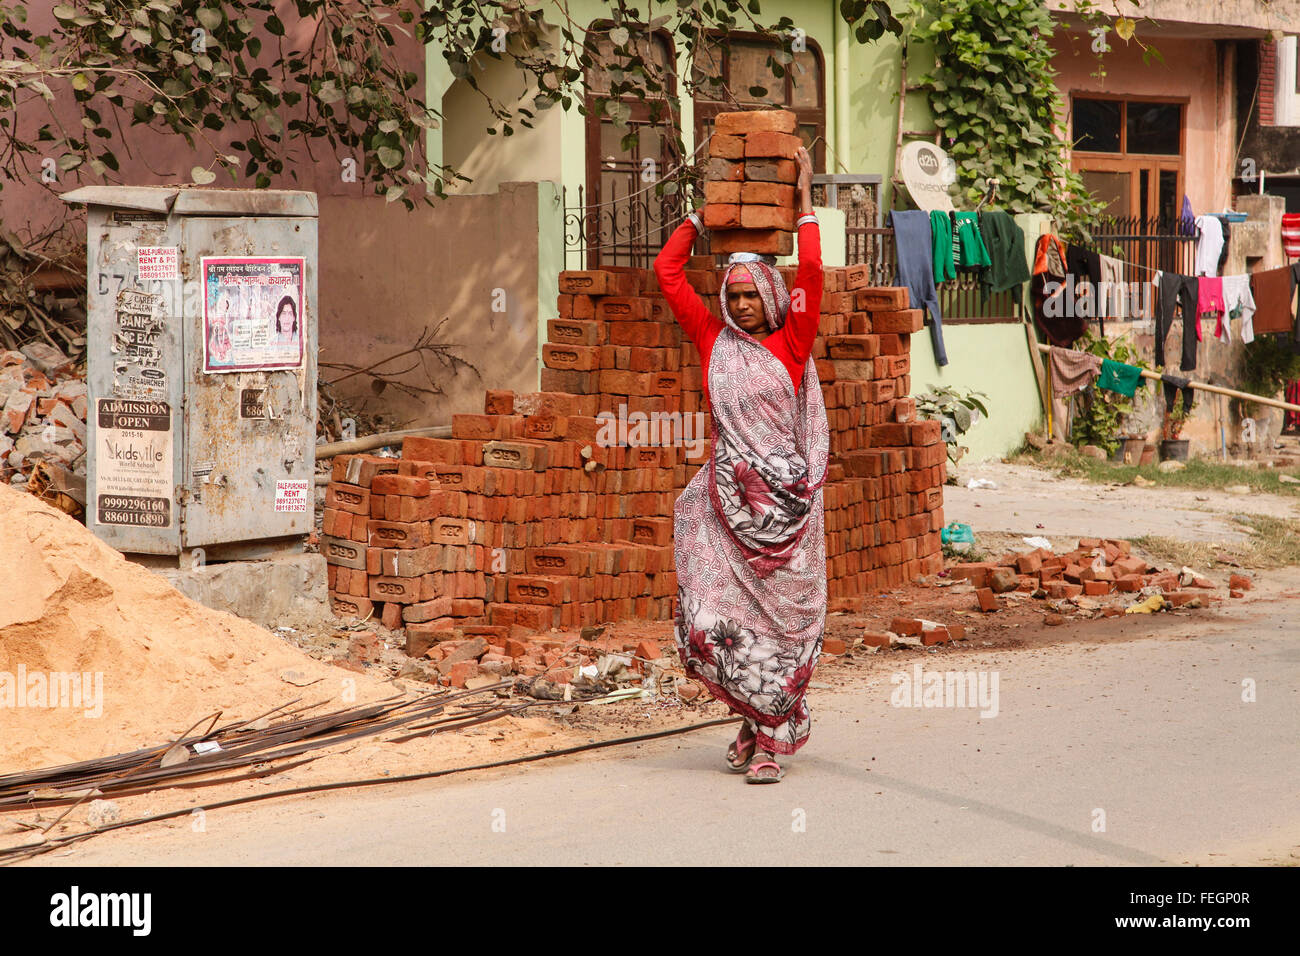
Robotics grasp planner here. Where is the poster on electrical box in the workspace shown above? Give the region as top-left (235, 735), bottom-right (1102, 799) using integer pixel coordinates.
top-left (201, 257), bottom-right (305, 373)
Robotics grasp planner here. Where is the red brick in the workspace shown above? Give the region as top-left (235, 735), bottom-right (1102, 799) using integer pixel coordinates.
top-left (714, 110), bottom-right (798, 135)
top-left (890, 617), bottom-right (924, 635)
top-left (368, 520), bottom-right (433, 549)
top-left (854, 287), bottom-right (909, 310)
top-left (743, 130), bottom-right (801, 159)
top-left (596, 297), bottom-right (653, 322)
top-left (329, 593), bottom-right (374, 619)
top-left (740, 205), bottom-right (796, 230)
top-left (542, 343), bottom-right (599, 372)
top-left (371, 474), bottom-right (432, 497)
top-left (827, 335), bottom-right (880, 360)
top-left (708, 229), bottom-right (793, 257)
top-left (547, 319), bottom-right (601, 347)
top-left (702, 203), bottom-right (742, 229)
top-left (401, 436), bottom-right (461, 464)
top-left (483, 389), bottom-right (514, 415)
top-left (740, 181), bottom-right (797, 207)
top-left (743, 158), bottom-right (798, 183)
top-left (976, 588), bottom-right (999, 612)
top-left (325, 483), bottom-right (370, 516)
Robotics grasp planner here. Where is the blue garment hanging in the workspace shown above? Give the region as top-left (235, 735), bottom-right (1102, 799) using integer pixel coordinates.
top-left (890, 209), bottom-right (948, 367)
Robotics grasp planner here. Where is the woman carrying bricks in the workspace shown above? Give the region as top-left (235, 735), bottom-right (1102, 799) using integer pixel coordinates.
top-left (653, 145), bottom-right (827, 784)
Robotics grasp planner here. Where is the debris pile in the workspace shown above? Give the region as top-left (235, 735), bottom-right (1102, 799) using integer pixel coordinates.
top-left (945, 537), bottom-right (1245, 617)
top-left (1, 344), bottom-right (87, 494)
top-left (321, 263), bottom-right (949, 666)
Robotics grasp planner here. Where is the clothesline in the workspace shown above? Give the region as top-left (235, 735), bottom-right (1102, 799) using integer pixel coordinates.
top-left (1034, 343), bottom-right (1300, 415)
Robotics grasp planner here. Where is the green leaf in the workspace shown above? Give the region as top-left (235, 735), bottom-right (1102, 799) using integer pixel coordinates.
top-left (52, 5), bottom-right (76, 21)
top-left (71, 73), bottom-right (89, 91)
top-left (191, 166), bottom-right (217, 184)
top-left (385, 184), bottom-right (406, 203)
top-left (129, 26), bottom-right (151, 43)
top-left (377, 146), bottom-right (402, 169)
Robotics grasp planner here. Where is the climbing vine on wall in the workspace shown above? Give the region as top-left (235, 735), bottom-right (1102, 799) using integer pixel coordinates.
top-left (904, 0), bottom-right (1106, 240)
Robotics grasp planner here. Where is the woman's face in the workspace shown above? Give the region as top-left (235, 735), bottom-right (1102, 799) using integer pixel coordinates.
top-left (727, 281), bottom-right (767, 336)
top-left (278, 303), bottom-right (294, 330)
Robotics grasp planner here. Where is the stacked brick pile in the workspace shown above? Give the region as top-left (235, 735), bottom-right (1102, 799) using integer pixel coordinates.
top-left (322, 264), bottom-right (947, 673)
top-left (949, 537), bottom-right (1235, 611)
top-left (702, 109), bottom-right (802, 256)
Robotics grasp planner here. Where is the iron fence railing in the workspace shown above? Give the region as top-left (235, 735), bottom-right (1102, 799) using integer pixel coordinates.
top-left (1081, 215), bottom-right (1200, 322)
top-left (562, 182), bottom-right (687, 271)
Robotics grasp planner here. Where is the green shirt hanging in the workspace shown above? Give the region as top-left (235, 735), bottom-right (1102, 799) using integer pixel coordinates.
top-left (1097, 358), bottom-right (1144, 397)
top-left (952, 212), bottom-right (991, 268)
top-left (930, 210), bottom-right (956, 283)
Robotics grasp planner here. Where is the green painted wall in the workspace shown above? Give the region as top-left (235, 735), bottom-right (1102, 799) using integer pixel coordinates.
top-left (909, 323), bottom-right (1043, 464)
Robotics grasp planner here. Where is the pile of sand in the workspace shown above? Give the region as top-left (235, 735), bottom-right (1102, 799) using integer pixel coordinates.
top-left (0, 484), bottom-right (390, 772)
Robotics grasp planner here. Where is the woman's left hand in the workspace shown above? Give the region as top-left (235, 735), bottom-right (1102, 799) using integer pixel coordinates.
top-left (795, 146), bottom-right (813, 214)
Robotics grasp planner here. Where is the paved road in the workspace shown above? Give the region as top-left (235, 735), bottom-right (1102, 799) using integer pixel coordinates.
top-left (34, 596), bottom-right (1300, 866)
top-left (947, 462), bottom-right (1300, 543)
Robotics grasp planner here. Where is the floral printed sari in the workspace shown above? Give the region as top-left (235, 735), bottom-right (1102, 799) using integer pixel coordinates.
top-left (672, 262), bottom-right (829, 755)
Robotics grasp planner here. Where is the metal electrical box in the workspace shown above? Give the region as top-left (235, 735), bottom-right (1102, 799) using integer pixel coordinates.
top-left (61, 186), bottom-right (319, 563)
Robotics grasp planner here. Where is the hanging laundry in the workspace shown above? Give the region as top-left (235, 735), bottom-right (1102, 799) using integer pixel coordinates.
top-left (1097, 358), bottom-right (1145, 397)
top-left (1098, 253), bottom-right (1125, 319)
top-left (1281, 213), bottom-right (1300, 260)
top-left (1178, 195), bottom-right (1196, 237)
top-left (1065, 243), bottom-right (1105, 336)
top-left (1156, 273), bottom-right (1200, 371)
top-left (1032, 234), bottom-right (1084, 346)
top-left (977, 210), bottom-right (1030, 300)
top-left (1194, 214), bottom-right (1224, 277)
top-left (930, 210), bottom-right (956, 284)
top-left (890, 209), bottom-right (948, 366)
top-left (1221, 275), bottom-right (1256, 344)
top-left (1198, 276), bottom-right (1227, 342)
top-left (1249, 265), bottom-right (1296, 335)
top-left (1049, 346), bottom-right (1102, 395)
top-left (952, 212), bottom-right (991, 268)
top-left (1161, 373), bottom-right (1195, 414)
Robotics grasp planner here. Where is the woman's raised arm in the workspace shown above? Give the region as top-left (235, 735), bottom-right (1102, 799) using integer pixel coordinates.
top-left (653, 212), bottom-right (722, 349)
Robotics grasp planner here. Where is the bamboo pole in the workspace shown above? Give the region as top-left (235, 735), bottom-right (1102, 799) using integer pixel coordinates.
top-left (315, 425), bottom-right (452, 460)
top-left (1033, 344), bottom-right (1300, 415)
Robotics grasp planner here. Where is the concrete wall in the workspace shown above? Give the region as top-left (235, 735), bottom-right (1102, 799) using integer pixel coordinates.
top-left (318, 181), bottom-right (546, 430)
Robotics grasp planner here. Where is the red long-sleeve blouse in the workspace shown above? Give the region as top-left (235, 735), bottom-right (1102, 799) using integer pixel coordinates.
top-left (653, 217), bottom-right (822, 395)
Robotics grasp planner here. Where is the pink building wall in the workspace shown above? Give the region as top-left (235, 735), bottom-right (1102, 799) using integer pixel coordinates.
top-left (1051, 33), bottom-right (1234, 216)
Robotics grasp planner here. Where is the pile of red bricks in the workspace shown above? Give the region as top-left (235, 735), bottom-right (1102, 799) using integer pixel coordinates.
top-left (702, 109), bottom-right (803, 255)
top-left (949, 537), bottom-right (1233, 611)
top-left (321, 261), bottom-right (947, 666)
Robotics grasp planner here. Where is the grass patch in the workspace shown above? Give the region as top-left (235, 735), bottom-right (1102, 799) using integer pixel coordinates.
top-left (1131, 515), bottom-right (1300, 570)
top-left (1012, 448), bottom-right (1300, 497)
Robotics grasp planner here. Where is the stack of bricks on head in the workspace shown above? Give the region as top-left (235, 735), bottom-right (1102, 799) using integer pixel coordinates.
top-left (701, 108), bottom-right (804, 255)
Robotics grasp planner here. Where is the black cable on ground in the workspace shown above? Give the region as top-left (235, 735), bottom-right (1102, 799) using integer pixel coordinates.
top-left (0, 715), bottom-right (740, 864)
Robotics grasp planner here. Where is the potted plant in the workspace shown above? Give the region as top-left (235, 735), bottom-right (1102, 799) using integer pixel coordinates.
top-left (1160, 392), bottom-right (1191, 461)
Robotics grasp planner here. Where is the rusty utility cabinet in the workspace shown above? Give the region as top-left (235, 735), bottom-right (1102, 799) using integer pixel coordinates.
top-left (61, 186), bottom-right (319, 564)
